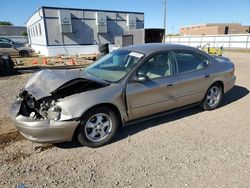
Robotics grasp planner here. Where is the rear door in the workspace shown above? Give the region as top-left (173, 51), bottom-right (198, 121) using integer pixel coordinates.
top-left (172, 50), bottom-right (212, 107)
top-left (125, 51), bottom-right (177, 120)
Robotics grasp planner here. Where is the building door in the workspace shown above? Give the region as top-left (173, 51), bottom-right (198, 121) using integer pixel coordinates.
top-left (122, 35), bottom-right (133, 47)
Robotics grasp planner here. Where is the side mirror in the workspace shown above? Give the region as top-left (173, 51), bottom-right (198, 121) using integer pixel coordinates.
top-left (133, 75), bottom-right (149, 82)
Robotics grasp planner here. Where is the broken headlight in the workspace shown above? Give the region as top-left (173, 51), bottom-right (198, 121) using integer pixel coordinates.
top-left (47, 106), bottom-right (61, 120)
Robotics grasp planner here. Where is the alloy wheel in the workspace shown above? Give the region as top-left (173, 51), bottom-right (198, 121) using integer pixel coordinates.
top-left (206, 86), bottom-right (221, 107)
top-left (85, 113), bottom-right (112, 142)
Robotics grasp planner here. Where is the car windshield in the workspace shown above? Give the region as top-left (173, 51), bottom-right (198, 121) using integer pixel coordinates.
top-left (85, 50), bottom-right (144, 82)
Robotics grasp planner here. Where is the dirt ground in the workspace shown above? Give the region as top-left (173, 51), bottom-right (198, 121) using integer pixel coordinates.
top-left (13, 55), bottom-right (95, 68)
top-left (0, 52), bottom-right (250, 187)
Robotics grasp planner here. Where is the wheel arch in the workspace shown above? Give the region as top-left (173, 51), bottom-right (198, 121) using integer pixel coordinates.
top-left (87, 103), bottom-right (124, 125)
top-left (72, 102), bottom-right (124, 141)
top-left (210, 80), bottom-right (224, 94)
top-left (202, 80), bottom-right (224, 102)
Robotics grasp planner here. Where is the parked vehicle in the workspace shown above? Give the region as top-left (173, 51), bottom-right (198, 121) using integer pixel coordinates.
top-left (0, 42), bottom-right (34, 57)
top-left (10, 43), bottom-right (236, 147)
top-left (0, 54), bottom-right (15, 75)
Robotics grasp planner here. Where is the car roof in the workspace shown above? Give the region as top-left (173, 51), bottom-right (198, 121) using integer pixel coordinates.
top-left (0, 42), bottom-right (12, 44)
top-left (121, 43), bottom-right (199, 55)
top-left (0, 37), bottom-right (11, 40)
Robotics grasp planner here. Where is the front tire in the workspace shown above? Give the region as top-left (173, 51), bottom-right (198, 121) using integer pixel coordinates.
top-left (77, 107), bottom-right (119, 148)
top-left (201, 83), bottom-right (223, 110)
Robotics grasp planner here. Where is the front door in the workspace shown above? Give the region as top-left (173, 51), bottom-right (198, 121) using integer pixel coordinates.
top-left (126, 51), bottom-right (177, 120)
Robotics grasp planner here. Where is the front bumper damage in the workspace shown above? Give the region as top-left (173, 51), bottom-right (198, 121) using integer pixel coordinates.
top-left (10, 100), bottom-right (80, 143)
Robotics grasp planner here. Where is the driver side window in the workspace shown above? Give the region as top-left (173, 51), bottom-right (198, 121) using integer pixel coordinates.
top-left (137, 52), bottom-right (173, 79)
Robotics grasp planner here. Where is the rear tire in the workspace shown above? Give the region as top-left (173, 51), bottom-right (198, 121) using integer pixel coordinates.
top-left (201, 83), bottom-right (223, 110)
top-left (76, 106), bottom-right (119, 148)
top-left (19, 51), bottom-right (29, 57)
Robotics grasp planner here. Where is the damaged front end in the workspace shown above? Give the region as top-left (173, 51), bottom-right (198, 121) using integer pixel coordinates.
top-left (10, 69), bottom-right (109, 143)
top-left (17, 89), bottom-right (61, 121)
top-left (18, 78), bottom-right (106, 121)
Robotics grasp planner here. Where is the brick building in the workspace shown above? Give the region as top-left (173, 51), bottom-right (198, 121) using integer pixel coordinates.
top-left (180, 23), bottom-right (250, 36)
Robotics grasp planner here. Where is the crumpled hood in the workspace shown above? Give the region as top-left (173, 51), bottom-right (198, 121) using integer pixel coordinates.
top-left (25, 69), bottom-right (107, 100)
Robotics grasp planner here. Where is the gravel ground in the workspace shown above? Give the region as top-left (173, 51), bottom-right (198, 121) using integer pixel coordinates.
top-left (0, 74), bottom-right (30, 118)
top-left (0, 52), bottom-right (250, 187)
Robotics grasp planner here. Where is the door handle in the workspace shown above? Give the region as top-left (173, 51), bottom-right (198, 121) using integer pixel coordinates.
top-left (204, 74), bottom-right (210, 78)
top-left (167, 83), bottom-right (174, 87)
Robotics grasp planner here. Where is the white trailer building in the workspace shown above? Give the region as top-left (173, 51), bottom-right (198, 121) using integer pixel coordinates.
top-left (26, 6), bottom-right (144, 56)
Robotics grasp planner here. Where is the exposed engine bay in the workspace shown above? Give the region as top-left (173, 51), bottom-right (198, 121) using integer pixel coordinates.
top-left (18, 78), bottom-right (107, 120)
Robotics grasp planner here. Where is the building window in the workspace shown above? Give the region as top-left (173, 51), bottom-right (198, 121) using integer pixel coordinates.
top-left (38, 23), bottom-right (42, 36)
top-left (35, 25), bottom-right (38, 37)
top-left (31, 27), bottom-right (34, 37)
top-left (28, 28), bottom-right (31, 37)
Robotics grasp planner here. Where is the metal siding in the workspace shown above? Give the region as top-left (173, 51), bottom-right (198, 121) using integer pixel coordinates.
top-left (106, 20), bottom-right (116, 43)
top-left (117, 13), bottom-right (127, 21)
top-left (44, 8), bottom-right (59, 17)
top-left (125, 29), bottom-right (145, 45)
top-left (28, 7), bottom-right (144, 46)
top-left (116, 21), bottom-right (126, 36)
top-left (82, 20), bottom-right (95, 44)
top-left (106, 12), bottom-right (116, 20)
top-left (83, 11), bottom-right (96, 19)
top-left (45, 19), bottom-right (63, 45)
top-left (26, 10), bottom-right (47, 45)
top-left (71, 10), bottom-right (84, 19)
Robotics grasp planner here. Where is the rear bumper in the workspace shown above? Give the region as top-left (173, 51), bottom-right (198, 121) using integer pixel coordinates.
top-left (224, 76), bottom-right (236, 93)
top-left (10, 100), bottom-right (80, 143)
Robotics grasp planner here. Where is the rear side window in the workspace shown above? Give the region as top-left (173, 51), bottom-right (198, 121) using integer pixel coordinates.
top-left (174, 51), bottom-right (210, 74)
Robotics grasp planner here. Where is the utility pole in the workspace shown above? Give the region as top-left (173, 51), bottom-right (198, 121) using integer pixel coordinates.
top-left (163, 0), bottom-right (167, 42)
